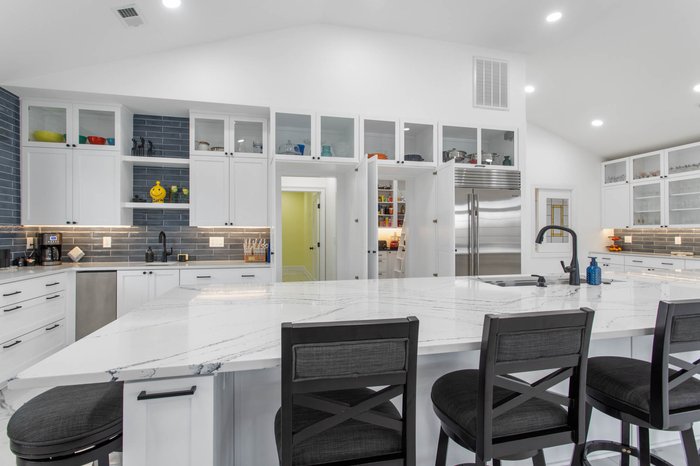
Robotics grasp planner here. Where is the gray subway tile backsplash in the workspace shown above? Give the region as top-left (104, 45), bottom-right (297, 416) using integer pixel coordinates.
top-left (613, 228), bottom-right (700, 255)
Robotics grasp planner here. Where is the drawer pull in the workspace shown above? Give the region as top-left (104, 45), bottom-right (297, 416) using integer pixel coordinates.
top-left (661, 262), bottom-right (673, 266)
top-left (241, 274), bottom-right (255, 278)
top-left (46, 295), bottom-right (61, 300)
top-left (137, 385), bottom-right (197, 401)
top-left (45, 324), bottom-right (60, 331)
top-left (601, 258), bottom-right (611, 261)
top-left (3, 340), bottom-right (21, 349)
top-left (3, 305), bottom-right (22, 313)
top-left (632, 260), bottom-right (643, 263)
top-left (2, 291), bottom-right (21, 297)
top-left (196, 275), bottom-right (212, 279)
top-left (45, 282), bottom-right (61, 287)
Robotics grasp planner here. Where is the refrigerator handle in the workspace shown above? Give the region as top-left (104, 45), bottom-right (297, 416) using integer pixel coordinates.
top-left (474, 193), bottom-right (480, 275)
top-left (466, 193), bottom-right (472, 276)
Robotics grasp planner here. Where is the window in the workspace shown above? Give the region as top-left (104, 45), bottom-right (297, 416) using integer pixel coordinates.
top-left (535, 188), bottom-right (573, 254)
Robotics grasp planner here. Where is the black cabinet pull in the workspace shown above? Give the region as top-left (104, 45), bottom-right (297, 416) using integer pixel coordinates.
top-left (196, 275), bottom-right (212, 279)
top-left (45, 324), bottom-right (60, 331)
top-left (241, 274), bottom-right (255, 278)
top-left (149, 271), bottom-right (153, 275)
top-left (137, 385), bottom-right (197, 401)
top-left (142, 271), bottom-right (147, 275)
top-left (45, 282), bottom-right (60, 287)
top-left (3, 291), bottom-right (21, 297)
top-left (3, 305), bottom-right (22, 313)
top-left (3, 340), bottom-right (21, 349)
top-left (46, 295), bottom-right (61, 300)
top-left (661, 262), bottom-right (673, 266)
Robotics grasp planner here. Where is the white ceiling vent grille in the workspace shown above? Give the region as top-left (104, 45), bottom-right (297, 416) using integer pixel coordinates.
top-left (113, 4), bottom-right (145, 28)
top-left (473, 57), bottom-right (509, 110)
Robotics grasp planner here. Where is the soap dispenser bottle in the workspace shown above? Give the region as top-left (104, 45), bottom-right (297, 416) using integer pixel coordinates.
top-left (145, 247), bottom-right (155, 263)
top-left (586, 257), bottom-right (601, 285)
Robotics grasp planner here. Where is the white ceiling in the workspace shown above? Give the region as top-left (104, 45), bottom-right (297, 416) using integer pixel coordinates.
top-left (2, 0), bottom-right (699, 157)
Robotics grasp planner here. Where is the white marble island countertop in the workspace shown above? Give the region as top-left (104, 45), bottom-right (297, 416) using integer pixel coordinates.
top-left (12, 271), bottom-right (700, 389)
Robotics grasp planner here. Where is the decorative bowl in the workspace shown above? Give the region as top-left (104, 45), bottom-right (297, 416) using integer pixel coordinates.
top-left (79, 135), bottom-right (87, 144)
top-left (106, 137), bottom-right (115, 146)
top-left (32, 130), bottom-right (65, 143)
top-left (87, 136), bottom-right (106, 145)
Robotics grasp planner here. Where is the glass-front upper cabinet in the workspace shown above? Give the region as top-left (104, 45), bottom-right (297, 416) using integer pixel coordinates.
top-left (603, 159), bottom-right (628, 185)
top-left (25, 102), bottom-right (71, 147)
top-left (191, 114), bottom-right (227, 155)
top-left (667, 175), bottom-right (700, 227)
top-left (481, 128), bottom-right (516, 168)
top-left (362, 118), bottom-right (398, 163)
top-left (440, 125), bottom-right (478, 165)
top-left (274, 111), bottom-right (312, 158)
top-left (667, 142), bottom-right (700, 177)
top-left (75, 105), bottom-right (117, 149)
top-left (631, 152), bottom-right (662, 181)
top-left (632, 181), bottom-right (664, 227)
top-left (231, 119), bottom-right (265, 156)
top-left (401, 120), bottom-right (436, 165)
top-left (318, 114), bottom-right (357, 161)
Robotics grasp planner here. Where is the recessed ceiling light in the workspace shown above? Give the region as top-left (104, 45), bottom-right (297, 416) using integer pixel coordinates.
top-left (591, 119), bottom-right (604, 127)
top-left (162, 0), bottom-right (181, 8)
top-left (546, 11), bottom-right (563, 23)
top-left (693, 83), bottom-right (700, 93)
top-left (524, 85), bottom-right (536, 94)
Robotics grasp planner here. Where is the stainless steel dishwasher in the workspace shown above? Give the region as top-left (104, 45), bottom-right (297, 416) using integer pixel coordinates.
top-left (76, 271), bottom-right (117, 340)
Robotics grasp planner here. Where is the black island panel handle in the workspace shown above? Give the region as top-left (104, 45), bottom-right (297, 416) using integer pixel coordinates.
top-left (46, 295), bottom-right (61, 300)
top-left (137, 385), bottom-right (197, 401)
top-left (3, 340), bottom-right (21, 349)
top-left (45, 282), bottom-right (61, 287)
top-left (2, 291), bottom-right (21, 297)
top-left (45, 324), bottom-right (60, 331)
top-left (3, 305), bottom-right (22, 313)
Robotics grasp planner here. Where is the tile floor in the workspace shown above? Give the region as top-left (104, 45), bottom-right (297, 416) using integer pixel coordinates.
top-left (0, 386), bottom-right (694, 465)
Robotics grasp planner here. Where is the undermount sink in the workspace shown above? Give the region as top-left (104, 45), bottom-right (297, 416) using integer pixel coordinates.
top-left (479, 275), bottom-right (615, 287)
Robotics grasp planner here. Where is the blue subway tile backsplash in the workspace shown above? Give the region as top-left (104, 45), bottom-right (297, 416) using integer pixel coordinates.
top-left (0, 88), bottom-right (20, 225)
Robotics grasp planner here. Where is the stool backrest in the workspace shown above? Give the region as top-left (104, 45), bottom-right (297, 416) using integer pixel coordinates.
top-left (279, 317), bottom-right (419, 466)
top-left (650, 299), bottom-right (700, 428)
top-left (476, 308), bottom-right (595, 460)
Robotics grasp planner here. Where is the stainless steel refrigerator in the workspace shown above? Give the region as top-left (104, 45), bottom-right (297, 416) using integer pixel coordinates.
top-left (455, 169), bottom-right (521, 276)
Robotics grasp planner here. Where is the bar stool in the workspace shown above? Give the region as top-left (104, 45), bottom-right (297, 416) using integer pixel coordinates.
top-left (275, 317), bottom-right (419, 466)
top-left (575, 299), bottom-right (700, 466)
top-left (7, 382), bottom-right (123, 466)
top-left (431, 308), bottom-right (595, 466)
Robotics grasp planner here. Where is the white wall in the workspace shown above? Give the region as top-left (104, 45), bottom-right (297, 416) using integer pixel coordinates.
top-left (522, 123), bottom-right (607, 275)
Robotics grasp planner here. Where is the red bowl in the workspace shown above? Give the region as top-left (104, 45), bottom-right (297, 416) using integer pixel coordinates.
top-left (87, 136), bottom-right (106, 145)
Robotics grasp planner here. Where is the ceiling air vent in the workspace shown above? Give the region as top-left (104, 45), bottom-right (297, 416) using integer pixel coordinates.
top-left (473, 57), bottom-right (509, 111)
top-left (113, 4), bottom-right (145, 28)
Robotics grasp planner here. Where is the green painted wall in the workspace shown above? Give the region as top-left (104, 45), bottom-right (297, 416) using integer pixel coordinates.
top-left (282, 192), bottom-right (315, 277)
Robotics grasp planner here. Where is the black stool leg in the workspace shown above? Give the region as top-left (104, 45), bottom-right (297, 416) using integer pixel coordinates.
top-left (493, 460), bottom-right (501, 466)
top-left (435, 427), bottom-right (449, 466)
top-left (681, 427), bottom-right (700, 466)
top-left (532, 450), bottom-right (546, 466)
top-left (621, 421), bottom-right (631, 466)
top-left (639, 426), bottom-right (651, 466)
top-left (571, 402), bottom-right (593, 466)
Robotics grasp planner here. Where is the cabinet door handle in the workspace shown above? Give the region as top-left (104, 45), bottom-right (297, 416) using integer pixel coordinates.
top-left (632, 260), bottom-right (643, 263)
top-left (196, 275), bottom-right (212, 279)
top-left (45, 282), bottom-right (61, 287)
top-left (3, 340), bottom-right (21, 349)
top-left (241, 274), bottom-right (255, 278)
top-left (2, 291), bottom-right (21, 297)
top-left (45, 324), bottom-right (60, 331)
top-left (137, 385), bottom-right (197, 401)
top-left (46, 294), bottom-right (61, 300)
top-left (661, 262), bottom-right (673, 266)
top-left (3, 305), bottom-right (22, 313)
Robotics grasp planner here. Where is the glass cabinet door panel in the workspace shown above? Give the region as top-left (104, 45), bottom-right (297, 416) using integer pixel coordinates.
top-left (364, 120), bottom-right (396, 161)
top-left (403, 122), bottom-right (434, 163)
top-left (233, 120), bottom-right (264, 154)
top-left (481, 129), bottom-right (515, 167)
top-left (604, 160), bottom-right (627, 184)
top-left (668, 177), bottom-right (700, 226)
top-left (632, 153), bottom-right (661, 180)
top-left (78, 109), bottom-right (116, 147)
top-left (193, 117), bottom-right (226, 152)
top-left (632, 183), bottom-right (662, 226)
top-left (668, 145), bottom-right (700, 176)
top-left (320, 116), bottom-right (355, 159)
top-left (442, 126), bottom-right (477, 164)
top-left (27, 105), bottom-right (68, 144)
top-left (275, 113), bottom-right (311, 156)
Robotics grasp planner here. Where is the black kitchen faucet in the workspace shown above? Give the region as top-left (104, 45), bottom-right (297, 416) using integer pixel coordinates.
top-left (535, 225), bottom-right (580, 286)
top-left (158, 231), bottom-right (173, 263)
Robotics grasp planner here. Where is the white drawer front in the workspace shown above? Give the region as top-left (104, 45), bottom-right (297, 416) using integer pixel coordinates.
top-left (684, 259), bottom-right (700, 270)
top-left (0, 273), bottom-right (66, 308)
top-left (0, 291), bottom-right (65, 345)
top-left (624, 256), bottom-right (684, 270)
top-left (179, 268), bottom-right (272, 286)
top-left (0, 319), bottom-right (65, 384)
top-left (595, 254), bottom-right (624, 266)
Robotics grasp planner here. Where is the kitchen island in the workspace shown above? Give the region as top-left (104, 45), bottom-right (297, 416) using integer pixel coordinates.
top-left (11, 271), bottom-right (700, 465)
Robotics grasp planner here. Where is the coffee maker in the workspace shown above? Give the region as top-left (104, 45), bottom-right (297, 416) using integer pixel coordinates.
top-left (37, 233), bottom-right (62, 266)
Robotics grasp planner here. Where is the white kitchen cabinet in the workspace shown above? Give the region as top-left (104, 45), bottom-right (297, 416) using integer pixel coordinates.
top-left (117, 269), bottom-right (180, 317)
top-left (272, 110), bottom-right (313, 158)
top-left (367, 158), bottom-right (379, 279)
top-left (23, 100), bottom-right (130, 152)
top-left (179, 267), bottom-right (273, 286)
top-left (602, 159), bottom-right (629, 185)
top-left (436, 161), bottom-right (456, 277)
top-left (666, 173), bottom-right (700, 227)
top-left (667, 141), bottom-right (700, 177)
top-left (189, 113), bottom-right (266, 157)
top-left (317, 113), bottom-right (358, 162)
top-left (684, 260), bottom-right (700, 270)
top-left (123, 374), bottom-right (234, 466)
top-left (624, 256), bottom-right (684, 271)
top-left (273, 110), bottom-right (358, 163)
top-left (601, 184), bottom-right (631, 228)
top-left (631, 180), bottom-right (665, 227)
top-left (401, 119), bottom-right (437, 166)
top-left (1, 320), bottom-right (65, 385)
top-left (22, 148), bottom-right (124, 226)
top-left (190, 155), bottom-right (268, 227)
top-left (362, 117), bottom-right (399, 165)
top-left (631, 151), bottom-right (664, 182)
top-left (378, 251), bottom-right (397, 278)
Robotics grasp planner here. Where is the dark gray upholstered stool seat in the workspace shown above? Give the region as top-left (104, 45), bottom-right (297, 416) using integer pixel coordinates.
top-left (587, 356), bottom-right (700, 414)
top-left (432, 369), bottom-right (569, 450)
top-left (274, 388), bottom-right (403, 466)
top-left (7, 382), bottom-right (123, 465)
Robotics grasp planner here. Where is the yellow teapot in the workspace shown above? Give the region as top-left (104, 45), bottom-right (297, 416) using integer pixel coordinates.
top-left (150, 181), bottom-right (166, 203)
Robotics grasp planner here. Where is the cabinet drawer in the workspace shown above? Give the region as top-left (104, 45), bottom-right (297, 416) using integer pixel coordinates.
top-left (0, 319), bottom-right (65, 384)
top-left (624, 256), bottom-right (684, 270)
top-left (684, 259), bottom-right (700, 270)
top-left (596, 254), bottom-right (624, 266)
top-left (179, 267), bottom-right (272, 286)
top-left (0, 291), bottom-right (65, 345)
top-left (0, 273), bottom-right (66, 308)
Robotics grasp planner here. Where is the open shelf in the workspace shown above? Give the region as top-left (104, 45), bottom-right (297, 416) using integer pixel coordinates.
top-left (122, 156), bottom-right (190, 168)
top-left (122, 202), bottom-right (190, 210)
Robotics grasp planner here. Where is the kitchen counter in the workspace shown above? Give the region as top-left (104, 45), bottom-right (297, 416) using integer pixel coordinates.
top-left (12, 269), bottom-right (700, 389)
top-left (591, 250), bottom-right (698, 260)
top-left (0, 260), bottom-right (270, 285)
